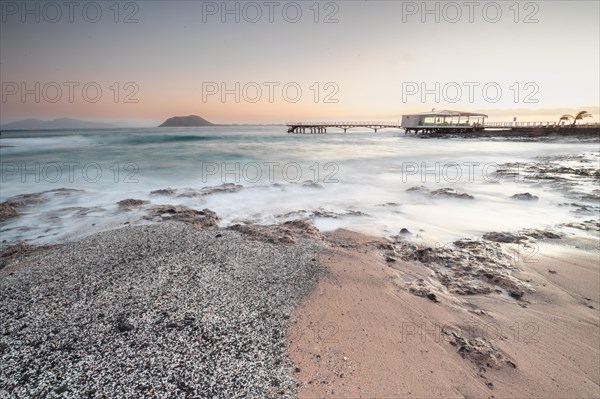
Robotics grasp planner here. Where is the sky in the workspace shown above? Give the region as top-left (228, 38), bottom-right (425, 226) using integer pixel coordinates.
top-left (1, 0), bottom-right (599, 125)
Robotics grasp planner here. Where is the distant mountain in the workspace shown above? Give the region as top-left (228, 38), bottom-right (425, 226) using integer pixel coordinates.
top-left (159, 115), bottom-right (214, 127)
top-left (1, 118), bottom-right (116, 130)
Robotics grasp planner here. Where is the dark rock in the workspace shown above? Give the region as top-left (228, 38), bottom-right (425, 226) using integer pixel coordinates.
top-left (520, 229), bottom-right (561, 240)
top-left (430, 188), bottom-right (474, 199)
top-left (117, 320), bottom-right (134, 333)
top-left (408, 282), bottom-right (438, 301)
top-left (482, 274), bottom-right (525, 296)
top-left (378, 202), bottom-right (400, 207)
top-left (0, 241), bottom-right (30, 269)
top-left (148, 206), bottom-right (219, 227)
top-left (548, 270), bottom-right (557, 274)
top-left (117, 199), bottom-right (149, 207)
top-left (302, 180), bottom-right (324, 189)
top-left (1, 241), bottom-right (29, 260)
top-left (561, 220), bottom-right (600, 231)
top-left (46, 188), bottom-right (84, 195)
top-left (55, 384), bottom-right (68, 394)
top-left (344, 210), bottom-right (369, 217)
top-left (150, 188), bottom-right (176, 196)
top-left (452, 239), bottom-right (481, 249)
top-left (200, 183), bottom-right (244, 195)
top-left (395, 236), bottom-right (527, 298)
top-left (426, 293), bottom-right (438, 303)
top-left (311, 210), bottom-right (338, 219)
top-left (385, 255), bottom-right (397, 263)
top-left (511, 192), bottom-right (539, 201)
top-left (406, 185), bottom-right (429, 193)
top-left (414, 247), bottom-right (435, 263)
top-left (508, 290), bottom-right (524, 300)
top-left (280, 220), bottom-right (322, 240)
top-left (4, 193), bottom-right (48, 208)
top-left (311, 209), bottom-right (368, 219)
top-left (446, 329), bottom-right (512, 370)
top-left (0, 202), bottom-right (20, 221)
top-left (3, 189), bottom-right (84, 215)
top-left (482, 232), bottom-right (522, 243)
top-left (399, 228), bottom-right (412, 235)
top-left (175, 191), bottom-right (204, 199)
top-left (294, 367), bottom-right (301, 373)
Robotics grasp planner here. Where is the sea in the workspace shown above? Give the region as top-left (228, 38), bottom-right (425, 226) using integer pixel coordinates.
top-left (1, 127), bottom-right (598, 246)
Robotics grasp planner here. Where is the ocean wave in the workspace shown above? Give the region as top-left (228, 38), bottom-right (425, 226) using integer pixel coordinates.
top-left (102, 134), bottom-right (223, 145)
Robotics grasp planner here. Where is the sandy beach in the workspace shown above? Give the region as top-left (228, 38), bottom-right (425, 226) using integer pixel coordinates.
top-left (1, 213), bottom-right (598, 398)
top-left (289, 230), bottom-right (599, 398)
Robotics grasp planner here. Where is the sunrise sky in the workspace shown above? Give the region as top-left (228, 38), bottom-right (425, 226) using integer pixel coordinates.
top-left (1, 0), bottom-right (599, 125)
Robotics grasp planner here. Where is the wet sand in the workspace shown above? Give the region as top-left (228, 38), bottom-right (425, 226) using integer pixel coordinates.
top-left (289, 230), bottom-right (600, 398)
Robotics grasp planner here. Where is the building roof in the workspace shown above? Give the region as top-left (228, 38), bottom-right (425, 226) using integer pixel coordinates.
top-left (405, 110), bottom-right (488, 118)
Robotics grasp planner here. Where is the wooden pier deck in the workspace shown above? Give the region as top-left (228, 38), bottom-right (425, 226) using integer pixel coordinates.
top-left (286, 121), bottom-right (401, 133)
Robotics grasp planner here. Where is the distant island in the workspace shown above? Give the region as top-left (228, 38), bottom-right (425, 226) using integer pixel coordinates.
top-left (159, 115), bottom-right (214, 127)
top-left (1, 118), bottom-right (116, 131)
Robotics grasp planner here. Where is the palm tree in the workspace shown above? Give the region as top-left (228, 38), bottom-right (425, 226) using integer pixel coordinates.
top-left (560, 111), bottom-right (593, 127)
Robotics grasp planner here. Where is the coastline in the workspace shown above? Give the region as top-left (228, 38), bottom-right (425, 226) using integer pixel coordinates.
top-left (1, 217), bottom-right (598, 398)
top-left (1, 133), bottom-right (599, 397)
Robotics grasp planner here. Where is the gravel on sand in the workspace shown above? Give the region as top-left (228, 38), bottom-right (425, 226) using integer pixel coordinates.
top-left (0, 223), bottom-right (322, 398)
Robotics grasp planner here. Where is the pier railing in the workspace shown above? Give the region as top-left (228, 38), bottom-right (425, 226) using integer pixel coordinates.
top-left (484, 121), bottom-right (600, 129)
top-left (286, 121), bottom-right (402, 133)
top-left (484, 121), bottom-right (557, 128)
top-left (286, 121), bottom-right (402, 127)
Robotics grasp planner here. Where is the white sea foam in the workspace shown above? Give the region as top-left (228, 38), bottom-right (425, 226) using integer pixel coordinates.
top-left (1, 127), bottom-right (597, 245)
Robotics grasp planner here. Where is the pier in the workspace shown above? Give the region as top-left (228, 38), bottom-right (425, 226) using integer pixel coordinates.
top-left (286, 110), bottom-right (600, 135)
top-left (286, 121), bottom-right (401, 134)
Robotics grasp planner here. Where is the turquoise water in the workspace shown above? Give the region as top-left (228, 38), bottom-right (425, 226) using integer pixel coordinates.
top-left (1, 127), bottom-right (598, 245)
